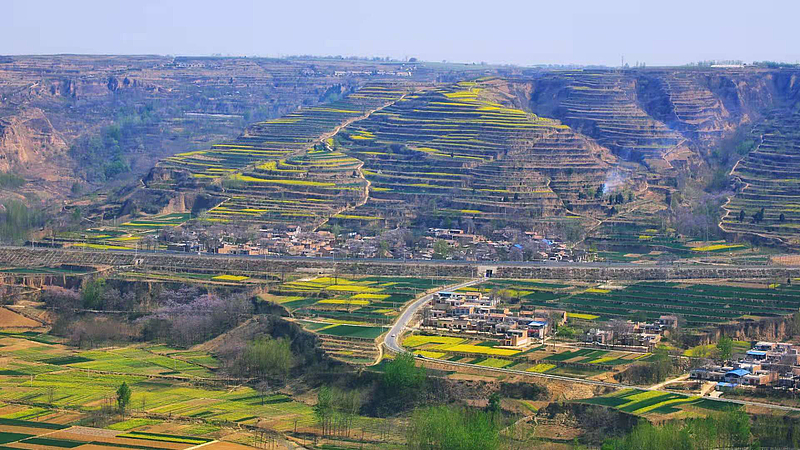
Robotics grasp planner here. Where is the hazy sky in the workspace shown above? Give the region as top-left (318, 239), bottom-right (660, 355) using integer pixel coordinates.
top-left (5, 0), bottom-right (800, 66)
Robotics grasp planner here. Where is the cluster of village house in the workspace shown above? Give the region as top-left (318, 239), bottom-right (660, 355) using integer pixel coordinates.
top-left (690, 342), bottom-right (800, 390)
top-left (583, 315), bottom-right (679, 351)
top-left (427, 228), bottom-right (587, 262)
top-left (421, 290), bottom-right (565, 347)
top-left (422, 288), bottom-right (684, 351)
top-left (164, 226), bottom-right (587, 262)
top-left (166, 228), bottom-right (337, 257)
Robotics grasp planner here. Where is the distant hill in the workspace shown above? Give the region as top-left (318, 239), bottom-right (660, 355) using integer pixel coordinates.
top-left (4, 57), bottom-right (800, 248)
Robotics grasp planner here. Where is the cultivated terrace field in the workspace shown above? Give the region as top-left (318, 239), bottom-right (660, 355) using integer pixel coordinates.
top-left (334, 78), bottom-right (617, 228)
top-left (263, 275), bottom-right (456, 364)
top-left (0, 330), bottom-right (407, 448)
top-left (454, 278), bottom-right (800, 330)
top-left (85, 76), bottom-right (635, 247)
top-left (402, 333), bottom-right (649, 380)
top-left (723, 110), bottom-right (800, 244)
top-left (580, 388), bottom-right (735, 419)
top-left (156, 83), bottom-right (411, 229)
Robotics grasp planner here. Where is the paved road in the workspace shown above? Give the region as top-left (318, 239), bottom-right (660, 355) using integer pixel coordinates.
top-left (384, 278), bottom-right (483, 354)
top-left (382, 283), bottom-right (800, 414)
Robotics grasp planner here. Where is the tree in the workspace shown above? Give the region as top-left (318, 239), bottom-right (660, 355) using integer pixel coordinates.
top-left (81, 278), bottom-right (106, 310)
top-left (383, 352), bottom-right (426, 392)
top-left (47, 387), bottom-right (56, 405)
top-left (780, 212), bottom-right (786, 222)
top-left (717, 408), bottom-right (750, 448)
top-left (717, 336), bottom-right (733, 361)
top-left (788, 311), bottom-right (800, 337)
top-left (432, 240), bottom-right (450, 259)
top-left (556, 326), bottom-right (576, 338)
top-left (256, 381), bottom-right (271, 405)
top-left (752, 207), bottom-right (765, 223)
top-left (331, 224), bottom-right (342, 240)
top-left (379, 240), bottom-right (390, 258)
top-left (239, 337), bottom-right (294, 381)
top-left (486, 392), bottom-right (501, 418)
top-left (738, 209), bottom-right (746, 222)
top-left (116, 382), bottom-right (131, 416)
top-left (314, 386), bottom-right (333, 436)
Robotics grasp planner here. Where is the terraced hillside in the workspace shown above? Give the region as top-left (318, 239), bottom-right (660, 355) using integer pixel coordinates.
top-left (0, 55), bottom-right (421, 201)
top-left (722, 110), bottom-right (800, 243)
top-left (148, 84), bottom-right (409, 227)
top-left (64, 66), bottom-right (800, 248)
top-left (636, 71), bottom-right (735, 146)
top-left (528, 70), bottom-right (685, 168)
top-left (331, 79), bottom-right (617, 228)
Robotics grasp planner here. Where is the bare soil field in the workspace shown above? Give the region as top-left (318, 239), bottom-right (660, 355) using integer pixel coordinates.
top-left (0, 308), bottom-right (42, 328)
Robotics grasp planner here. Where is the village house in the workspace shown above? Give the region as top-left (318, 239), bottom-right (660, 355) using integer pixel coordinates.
top-left (692, 342), bottom-right (798, 390)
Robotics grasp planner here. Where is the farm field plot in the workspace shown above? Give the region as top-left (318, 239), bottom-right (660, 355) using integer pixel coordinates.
top-left (469, 278), bottom-right (800, 329)
top-left (0, 363), bottom-right (317, 431)
top-left (118, 270), bottom-right (266, 286)
top-left (0, 309), bottom-right (42, 329)
top-left (527, 347), bottom-right (644, 366)
top-left (402, 331), bottom-right (646, 373)
top-left (0, 414), bottom-right (218, 450)
top-left (65, 347), bottom-right (214, 378)
top-left (264, 275), bottom-right (455, 364)
top-left (0, 332), bottom-right (214, 379)
top-left (556, 281), bottom-right (800, 327)
top-left (683, 340), bottom-right (750, 358)
top-left (580, 389), bottom-right (732, 417)
top-left (455, 278), bottom-right (577, 311)
top-left (54, 214), bottom-right (193, 250)
top-left (0, 266), bottom-right (94, 277)
top-left (402, 335), bottom-right (466, 348)
top-left (269, 275), bottom-right (454, 327)
top-left (584, 218), bottom-right (692, 258)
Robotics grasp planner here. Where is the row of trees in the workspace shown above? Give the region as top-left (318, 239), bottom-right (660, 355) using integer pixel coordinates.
top-left (0, 199), bottom-right (45, 243)
top-left (141, 292), bottom-right (252, 347)
top-left (602, 409), bottom-right (751, 449)
top-left (229, 337), bottom-right (294, 381)
top-left (44, 282), bottom-right (253, 348)
top-left (407, 406), bottom-right (501, 450)
top-left (314, 386), bottom-right (364, 438)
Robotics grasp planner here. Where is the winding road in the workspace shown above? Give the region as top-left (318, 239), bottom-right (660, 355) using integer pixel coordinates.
top-left (384, 278), bottom-right (483, 354)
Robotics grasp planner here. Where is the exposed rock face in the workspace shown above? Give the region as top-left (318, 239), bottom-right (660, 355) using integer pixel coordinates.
top-left (524, 68), bottom-right (800, 163)
top-left (0, 108), bottom-right (67, 173)
top-left (0, 55), bottom-right (426, 203)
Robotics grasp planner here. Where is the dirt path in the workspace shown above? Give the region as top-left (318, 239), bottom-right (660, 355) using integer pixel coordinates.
top-left (719, 132), bottom-right (762, 233)
top-left (700, 381), bottom-right (717, 397)
top-left (311, 95), bottom-right (405, 231)
top-left (648, 373), bottom-right (689, 390)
